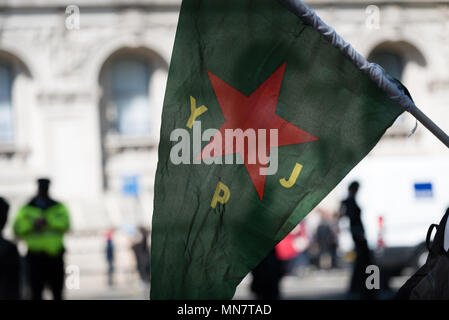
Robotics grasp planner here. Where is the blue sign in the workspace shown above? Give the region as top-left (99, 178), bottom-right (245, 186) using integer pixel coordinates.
top-left (122, 175), bottom-right (139, 197)
top-left (414, 182), bottom-right (433, 198)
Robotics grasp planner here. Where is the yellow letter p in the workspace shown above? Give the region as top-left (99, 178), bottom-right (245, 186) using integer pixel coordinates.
top-left (211, 182), bottom-right (231, 209)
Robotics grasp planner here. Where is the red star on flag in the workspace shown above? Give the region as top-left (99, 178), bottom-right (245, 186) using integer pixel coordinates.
top-left (200, 63), bottom-right (318, 200)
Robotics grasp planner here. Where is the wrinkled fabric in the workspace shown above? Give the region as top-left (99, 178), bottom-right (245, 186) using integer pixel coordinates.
top-left (151, 0), bottom-right (404, 300)
top-left (278, 0), bottom-right (415, 111)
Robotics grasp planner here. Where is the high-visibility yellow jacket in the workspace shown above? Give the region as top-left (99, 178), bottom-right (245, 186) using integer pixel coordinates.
top-left (13, 202), bottom-right (70, 256)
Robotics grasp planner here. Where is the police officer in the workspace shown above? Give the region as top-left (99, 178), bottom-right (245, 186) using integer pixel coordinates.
top-left (14, 178), bottom-right (70, 300)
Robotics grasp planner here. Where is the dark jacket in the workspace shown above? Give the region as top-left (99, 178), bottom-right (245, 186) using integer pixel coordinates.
top-left (0, 237), bottom-right (21, 300)
top-left (341, 197), bottom-right (366, 242)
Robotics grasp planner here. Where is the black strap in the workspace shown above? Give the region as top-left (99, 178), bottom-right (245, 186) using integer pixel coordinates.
top-left (435, 210), bottom-right (449, 247)
top-left (426, 224), bottom-right (439, 252)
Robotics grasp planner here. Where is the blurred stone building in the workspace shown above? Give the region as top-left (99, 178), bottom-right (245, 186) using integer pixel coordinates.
top-left (0, 0), bottom-right (448, 232)
top-left (0, 0), bottom-right (180, 231)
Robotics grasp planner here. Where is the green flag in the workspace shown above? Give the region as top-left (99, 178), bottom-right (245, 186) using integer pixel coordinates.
top-left (151, 0), bottom-right (404, 299)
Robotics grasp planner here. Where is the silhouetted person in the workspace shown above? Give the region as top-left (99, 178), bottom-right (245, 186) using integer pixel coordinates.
top-left (0, 197), bottom-right (21, 300)
top-left (250, 249), bottom-right (286, 300)
top-left (13, 179), bottom-right (70, 300)
top-left (340, 181), bottom-right (374, 299)
top-left (132, 227), bottom-right (151, 284)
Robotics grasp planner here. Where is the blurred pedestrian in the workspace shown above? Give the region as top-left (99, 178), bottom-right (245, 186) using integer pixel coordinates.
top-left (0, 197), bottom-right (21, 300)
top-left (105, 228), bottom-right (115, 287)
top-left (13, 178), bottom-right (70, 300)
top-left (315, 212), bottom-right (339, 269)
top-left (290, 222), bottom-right (311, 276)
top-left (340, 181), bottom-right (374, 299)
top-left (329, 212), bottom-right (340, 268)
top-left (132, 226), bottom-right (151, 284)
top-left (276, 222), bottom-right (310, 275)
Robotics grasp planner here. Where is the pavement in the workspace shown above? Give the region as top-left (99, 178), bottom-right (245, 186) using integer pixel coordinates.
top-left (64, 267), bottom-right (409, 300)
top-left (234, 268), bottom-right (409, 300)
top-left (15, 233), bottom-right (412, 300)
top-left (64, 268), bottom-right (151, 300)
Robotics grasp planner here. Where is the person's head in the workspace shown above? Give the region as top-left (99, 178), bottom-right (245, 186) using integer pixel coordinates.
top-left (138, 226), bottom-right (149, 236)
top-left (0, 197), bottom-right (10, 232)
top-left (37, 178), bottom-right (51, 198)
top-left (348, 181), bottom-right (360, 197)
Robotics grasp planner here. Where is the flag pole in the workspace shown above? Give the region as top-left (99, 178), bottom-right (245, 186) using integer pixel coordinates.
top-left (278, 0), bottom-right (449, 149)
top-left (408, 105), bottom-right (449, 149)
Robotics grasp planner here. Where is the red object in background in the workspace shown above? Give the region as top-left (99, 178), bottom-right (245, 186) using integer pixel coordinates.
top-left (105, 228), bottom-right (114, 241)
top-left (275, 222), bottom-right (309, 261)
top-left (377, 216), bottom-right (385, 249)
top-left (275, 234), bottom-right (297, 260)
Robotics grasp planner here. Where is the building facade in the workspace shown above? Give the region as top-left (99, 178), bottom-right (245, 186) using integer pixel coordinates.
top-left (0, 0), bottom-right (180, 231)
top-left (0, 0), bottom-right (448, 232)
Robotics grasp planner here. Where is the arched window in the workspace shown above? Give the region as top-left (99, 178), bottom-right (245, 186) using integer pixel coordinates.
top-left (368, 42), bottom-right (427, 138)
top-left (99, 48), bottom-right (168, 193)
top-left (106, 57), bottom-right (152, 136)
top-left (369, 51), bottom-right (405, 81)
top-left (0, 62), bottom-right (13, 142)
